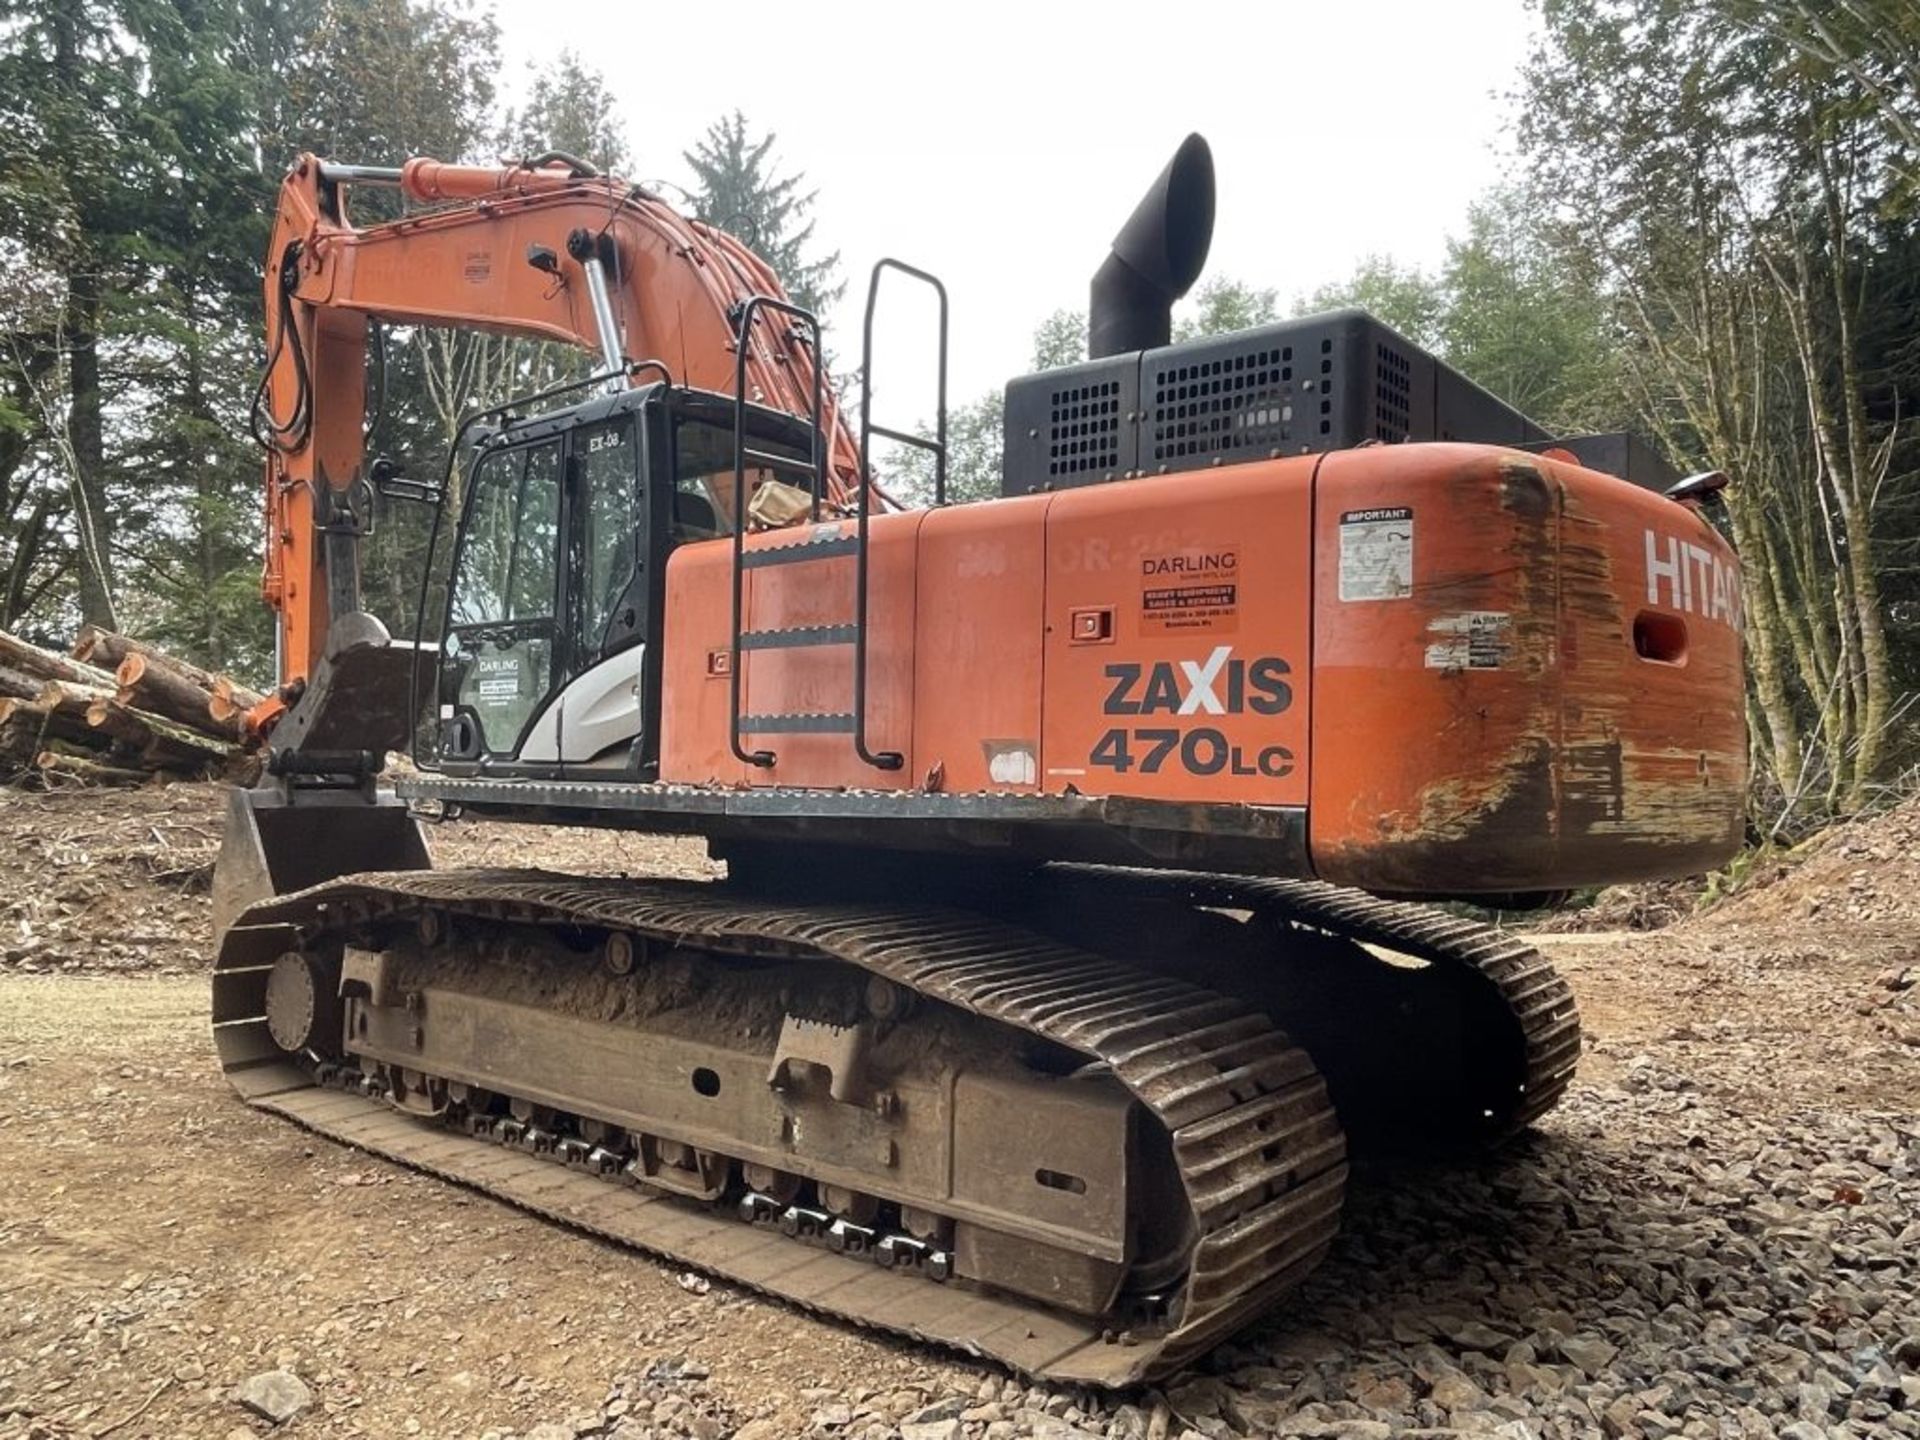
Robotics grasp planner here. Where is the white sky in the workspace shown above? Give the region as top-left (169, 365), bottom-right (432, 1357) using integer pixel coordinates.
top-left (490, 0), bottom-right (1536, 413)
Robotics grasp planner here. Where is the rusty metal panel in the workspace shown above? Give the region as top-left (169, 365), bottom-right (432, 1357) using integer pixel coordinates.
top-left (950, 1071), bottom-right (1134, 1263)
top-left (1308, 446), bottom-right (1744, 894)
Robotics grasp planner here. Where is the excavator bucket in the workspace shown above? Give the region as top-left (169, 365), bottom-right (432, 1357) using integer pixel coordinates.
top-left (212, 785), bottom-right (430, 941)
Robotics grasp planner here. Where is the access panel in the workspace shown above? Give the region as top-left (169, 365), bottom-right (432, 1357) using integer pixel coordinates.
top-left (1039, 460), bottom-right (1316, 805)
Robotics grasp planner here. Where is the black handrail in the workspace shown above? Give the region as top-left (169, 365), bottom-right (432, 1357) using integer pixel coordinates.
top-left (728, 295), bottom-right (825, 770)
top-left (854, 259), bottom-right (949, 772)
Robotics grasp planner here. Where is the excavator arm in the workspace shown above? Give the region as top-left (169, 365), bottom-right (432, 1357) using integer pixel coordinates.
top-left (253, 152), bottom-right (864, 700)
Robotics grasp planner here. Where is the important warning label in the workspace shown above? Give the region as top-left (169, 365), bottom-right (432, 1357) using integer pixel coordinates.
top-left (1338, 506), bottom-right (1414, 602)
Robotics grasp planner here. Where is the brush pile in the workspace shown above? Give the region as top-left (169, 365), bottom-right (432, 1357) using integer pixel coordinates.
top-left (0, 626), bottom-right (264, 787)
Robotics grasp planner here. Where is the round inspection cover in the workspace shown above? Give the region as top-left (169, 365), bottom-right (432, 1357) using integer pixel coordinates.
top-left (265, 951), bottom-right (319, 1052)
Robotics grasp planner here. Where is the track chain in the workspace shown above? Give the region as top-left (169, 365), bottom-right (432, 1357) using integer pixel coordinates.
top-left (214, 870), bottom-right (1348, 1386)
top-left (1049, 865), bottom-right (1583, 1141)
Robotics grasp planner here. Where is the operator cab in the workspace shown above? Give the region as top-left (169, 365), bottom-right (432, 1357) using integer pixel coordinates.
top-left (433, 383), bottom-right (816, 778)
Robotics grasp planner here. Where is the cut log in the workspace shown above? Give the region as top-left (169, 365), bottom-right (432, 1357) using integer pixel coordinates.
top-left (34, 751), bottom-right (154, 786)
top-left (6, 692), bottom-right (111, 751)
top-left (72, 627), bottom-right (266, 740)
top-left (37, 678), bottom-right (117, 722)
top-left (85, 698), bottom-right (236, 773)
top-left (0, 664), bottom-right (44, 701)
top-left (115, 652), bottom-right (240, 741)
top-left (208, 674), bottom-right (269, 726)
top-left (0, 629), bottom-right (118, 690)
top-left (80, 627), bottom-right (228, 692)
top-left (69, 623), bottom-right (124, 668)
top-left (7, 628), bottom-right (260, 786)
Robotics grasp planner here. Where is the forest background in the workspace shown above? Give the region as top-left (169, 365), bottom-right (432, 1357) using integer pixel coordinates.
top-left (1, 0), bottom-right (1915, 833)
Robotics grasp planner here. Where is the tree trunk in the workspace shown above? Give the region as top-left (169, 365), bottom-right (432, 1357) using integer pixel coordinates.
top-left (1, 490), bottom-right (60, 630)
top-left (1816, 135), bottom-right (1894, 804)
top-left (115, 652), bottom-right (241, 740)
top-left (35, 751), bottom-right (153, 787)
top-left (0, 630), bottom-right (119, 689)
top-left (64, 274), bottom-right (116, 629)
top-left (50, 5), bottom-right (116, 630)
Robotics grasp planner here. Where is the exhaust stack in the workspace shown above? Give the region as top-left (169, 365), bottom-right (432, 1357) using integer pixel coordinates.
top-left (1088, 134), bottom-right (1216, 359)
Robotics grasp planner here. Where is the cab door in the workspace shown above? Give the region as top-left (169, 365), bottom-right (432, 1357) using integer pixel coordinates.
top-left (553, 412), bottom-right (650, 767)
top-left (440, 437), bottom-right (563, 762)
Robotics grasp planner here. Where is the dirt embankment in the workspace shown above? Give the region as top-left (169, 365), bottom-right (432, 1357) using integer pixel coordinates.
top-left (0, 782), bottom-right (715, 978)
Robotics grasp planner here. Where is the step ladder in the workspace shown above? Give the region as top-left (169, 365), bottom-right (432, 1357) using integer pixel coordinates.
top-left (725, 262), bottom-right (949, 773)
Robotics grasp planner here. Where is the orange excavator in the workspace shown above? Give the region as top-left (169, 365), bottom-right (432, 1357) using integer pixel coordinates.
top-left (212, 137), bottom-right (1746, 1385)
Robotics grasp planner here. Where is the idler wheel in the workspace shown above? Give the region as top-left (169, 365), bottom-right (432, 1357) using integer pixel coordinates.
top-left (265, 951), bottom-right (343, 1054)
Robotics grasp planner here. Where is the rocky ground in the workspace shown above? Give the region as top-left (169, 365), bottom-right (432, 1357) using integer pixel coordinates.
top-left (0, 782), bottom-right (1916, 1440)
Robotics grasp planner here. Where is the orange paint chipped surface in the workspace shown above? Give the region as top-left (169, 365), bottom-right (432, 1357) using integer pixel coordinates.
top-left (661, 444), bottom-right (1745, 896)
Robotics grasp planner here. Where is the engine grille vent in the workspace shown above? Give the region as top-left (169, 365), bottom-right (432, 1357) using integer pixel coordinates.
top-left (1048, 381), bottom-right (1123, 478)
top-left (1148, 347), bottom-right (1294, 465)
top-left (1375, 342), bottom-right (1412, 441)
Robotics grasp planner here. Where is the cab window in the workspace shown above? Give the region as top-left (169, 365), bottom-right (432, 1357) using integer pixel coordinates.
top-left (452, 441), bottom-right (560, 626)
top-left (575, 419), bottom-right (640, 653)
top-left (447, 439), bottom-right (561, 751)
top-left (671, 416), bottom-right (816, 539)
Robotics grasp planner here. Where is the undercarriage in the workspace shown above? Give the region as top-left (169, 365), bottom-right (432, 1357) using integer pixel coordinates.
top-left (212, 857), bottom-right (1577, 1387)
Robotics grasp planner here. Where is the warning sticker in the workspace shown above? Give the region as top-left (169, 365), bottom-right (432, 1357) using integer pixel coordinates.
top-left (1338, 506), bottom-right (1414, 602)
top-left (1424, 611), bottom-right (1512, 671)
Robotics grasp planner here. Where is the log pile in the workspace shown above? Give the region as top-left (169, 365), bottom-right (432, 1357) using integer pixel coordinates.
top-left (0, 626), bottom-right (265, 788)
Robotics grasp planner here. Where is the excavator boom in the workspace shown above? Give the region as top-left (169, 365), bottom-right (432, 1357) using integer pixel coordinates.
top-left (253, 152), bottom-right (863, 695)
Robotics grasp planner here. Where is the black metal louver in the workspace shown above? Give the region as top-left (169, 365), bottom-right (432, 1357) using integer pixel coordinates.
top-left (1148, 347), bottom-right (1294, 464)
top-left (1048, 380), bottom-right (1123, 478)
top-left (1375, 342), bottom-right (1413, 441)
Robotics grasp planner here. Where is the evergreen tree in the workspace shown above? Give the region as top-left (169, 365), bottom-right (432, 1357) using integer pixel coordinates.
top-left (0, 0), bottom-right (164, 628)
top-left (265, 0), bottom-right (498, 171)
top-left (501, 50), bottom-right (629, 174)
top-left (0, 0), bottom-right (506, 670)
top-left (113, 1), bottom-right (275, 670)
top-left (684, 111), bottom-right (843, 316)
